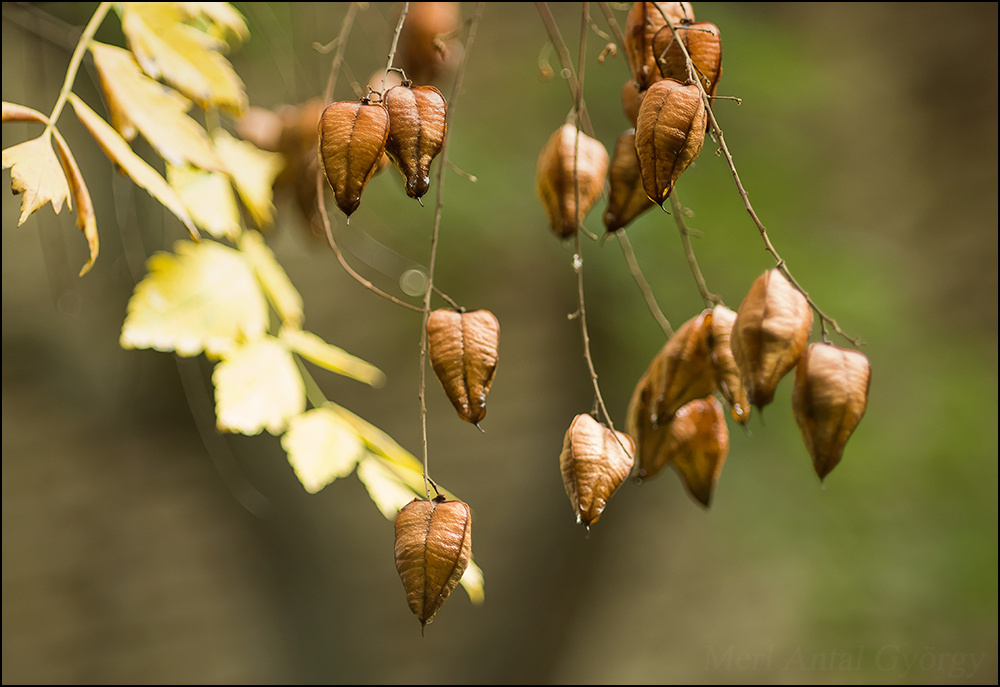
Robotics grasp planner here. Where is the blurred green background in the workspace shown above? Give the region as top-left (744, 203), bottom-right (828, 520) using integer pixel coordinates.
top-left (3, 2), bottom-right (996, 684)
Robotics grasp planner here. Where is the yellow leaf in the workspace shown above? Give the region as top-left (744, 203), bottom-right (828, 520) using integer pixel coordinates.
top-left (280, 327), bottom-right (385, 387)
top-left (460, 559), bottom-right (486, 605)
top-left (3, 101), bottom-right (49, 124)
top-left (238, 230), bottom-right (302, 326)
top-left (282, 407), bottom-right (366, 493)
top-left (69, 93), bottom-right (198, 240)
top-left (356, 454), bottom-right (423, 519)
top-left (52, 129), bottom-right (99, 276)
top-left (167, 163), bottom-right (240, 240)
top-left (179, 2), bottom-right (249, 44)
top-left (121, 239), bottom-right (267, 357)
top-left (120, 2), bottom-right (248, 114)
top-left (2, 132), bottom-right (71, 225)
top-left (90, 42), bottom-right (220, 171)
top-left (327, 402), bottom-right (425, 476)
top-left (214, 129), bottom-right (283, 228)
top-left (213, 336), bottom-right (305, 435)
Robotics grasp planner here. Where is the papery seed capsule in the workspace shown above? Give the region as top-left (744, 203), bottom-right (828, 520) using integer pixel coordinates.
top-left (652, 21), bottom-right (723, 101)
top-left (398, 2), bottom-right (461, 84)
top-left (560, 413), bottom-right (635, 528)
top-left (621, 79), bottom-right (643, 127)
top-left (535, 123), bottom-right (610, 238)
top-left (709, 304), bottom-right (751, 424)
top-left (792, 343), bottom-right (871, 481)
top-left (667, 396), bottom-right (729, 506)
top-left (604, 129), bottom-right (655, 232)
top-left (640, 309), bottom-right (718, 426)
top-left (624, 2), bottom-right (695, 90)
top-left (427, 309), bottom-right (500, 426)
top-left (383, 84), bottom-right (447, 201)
top-left (635, 78), bottom-right (706, 206)
top-left (394, 495), bottom-right (472, 630)
top-left (319, 100), bottom-right (390, 218)
top-left (730, 269), bottom-right (813, 409)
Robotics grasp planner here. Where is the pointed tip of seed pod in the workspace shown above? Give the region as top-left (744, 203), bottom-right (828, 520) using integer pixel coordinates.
top-left (416, 196), bottom-right (424, 207)
top-left (474, 421), bottom-right (485, 433)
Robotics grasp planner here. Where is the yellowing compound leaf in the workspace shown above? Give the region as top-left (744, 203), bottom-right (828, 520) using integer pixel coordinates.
top-left (213, 336), bottom-right (305, 435)
top-left (281, 407), bottom-right (366, 493)
top-left (69, 93), bottom-right (197, 239)
top-left (238, 230), bottom-right (302, 326)
top-left (214, 129), bottom-right (283, 228)
top-left (280, 327), bottom-right (385, 387)
top-left (180, 2), bottom-right (249, 44)
top-left (167, 163), bottom-right (240, 240)
top-left (51, 129), bottom-right (99, 276)
top-left (120, 2), bottom-right (248, 114)
top-left (2, 132), bottom-right (71, 225)
top-left (90, 42), bottom-right (220, 171)
top-left (120, 239), bottom-right (267, 357)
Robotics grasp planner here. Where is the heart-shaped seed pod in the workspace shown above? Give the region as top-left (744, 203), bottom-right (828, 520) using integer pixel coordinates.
top-left (621, 79), bottom-right (643, 127)
top-left (560, 413), bottom-right (635, 528)
top-left (604, 129), bottom-right (655, 232)
top-left (624, 2), bottom-right (695, 91)
top-left (383, 84), bottom-right (447, 201)
top-left (394, 495), bottom-right (472, 630)
top-left (709, 304), bottom-right (751, 424)
top-left (667, 396), bottom-right (729, 507)
top-left (635, 78), bottom-right (706, 206)
top-left (427, 309), bottom-right (500, 426)
top-left (637, 308), bottom-right (718, 427)
top-left (535, 123), bottom-right (609, 238)
top-left (319, 99), bottom-right (390, 218)
top-left (652, 21), bottom-right (723, 102)
top-left (793, 343), bottom-right (871, 481)
top-left (731, 269), bottom-right (813, 410)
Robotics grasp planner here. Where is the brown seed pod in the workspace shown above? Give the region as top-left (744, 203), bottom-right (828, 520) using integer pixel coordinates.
top-left (634, 78), bottom-right (706, 206)
top-left (793, 343), bottom-right (871, 481)
top-left (709, 304), bottom-right (751, 424)
top-left (667, 396), bottom-right (729, 506)
top-left (624, 2), bottom-right (696, 90)
top-left (730, 269), bottom-right (813, 409)
top-left (427, 309), bottom-right (500, 426)
top-left (604, 128), bottom-right (655, 232)
top-left (636, 309), bottom-right (718, 427)
top-left (652, 21), bottom-right (723, 101)
top-left (318, 99), bottom-right (390, 218)
top-left (398, 2), bottom-right (461, 85)
top-left (394, 495), bottom-right (472, 630)
top-left (535, 123), bottom-right (610, 238)
top-left (383, 84), bottom-right (447, 201)
top-left (560, 413), bottom-right (635, 527)
top-left (621, 79), bottom-right (643, 127)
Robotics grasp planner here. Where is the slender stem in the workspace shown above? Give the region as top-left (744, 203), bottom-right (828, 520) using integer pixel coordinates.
top-left (534, 2), bottom-right (594, 137)
top-left (43, 1), bottom-right (112, 136)
top-left (671, 194), bottom-right (721, 307)
top-left (616, 229), bottom-right (673, 338)
top-left (381, 2), bottom-right (409, 95)
top-left (417, 1), bottom-right (485, 498)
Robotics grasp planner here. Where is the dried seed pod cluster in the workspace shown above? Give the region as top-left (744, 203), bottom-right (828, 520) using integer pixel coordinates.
top-left (560, 413), bottom-right (635, 527)
top-left (793, 343), bottom-right (871, 480)
top-left (536, 123), bottom-right (610, 238)
top-left (730, 269), bottom-right (813, 410)
top-left (652, 21), bottom-right (723, 101)
top-left (319, 84), bottom-right (448, 218)
top-left (427, 308), bottom-right (500, 426)
top-left (625, 308), bottom-right (746, 505)
top-left (623, 2), bottom-right (695, 91)
top-left (394, 495), bottom-right (472, 630)
top-left (635, 78), bottom-right (707, 206)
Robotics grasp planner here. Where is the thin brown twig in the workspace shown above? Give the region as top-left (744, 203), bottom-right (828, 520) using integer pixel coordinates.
top-left (651, 5), bottom-right (862, 348)
top-left (417, 1), bottom-right (486, 496)
top-left (671, 194), bottom-right (721, 307)
top-left (615, 229), bottom-right (674, 338)
top-left (535, 2), bottom-right (595, 138)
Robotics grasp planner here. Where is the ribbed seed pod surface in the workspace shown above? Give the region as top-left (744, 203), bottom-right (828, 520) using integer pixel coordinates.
top-left (560, 413), bottom-right (635, 528)
top-left (319, 100), bottom-right (390, 218)
top-left (731, 269), bottom-right (813, 409)
top-left (653, 21), bottom-right (723, 100)
top-left (427, 309), bottom-right (500, 426)
top-left (394, 495), bottom-right (472, 630)
top-left (535, 123), bottom-right (609, 238)
top-left (604, 128), bottom-right (655, 232)
top-left (624, 2), bottom-right (695, 90)
top-left (709, 304), bottom-right (751, 424)
top-left (383, 84), bottom-right (447, 200)
top-left (667, 396), bottom-right (729, 507)
top-left (635, 78), bottom-right (706, 206)
top-left (793, 343), bottom-right (871, 481)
